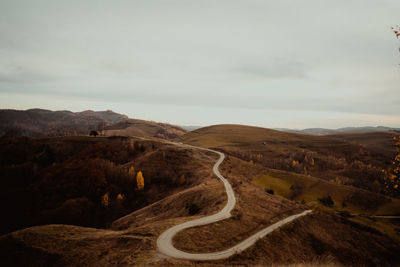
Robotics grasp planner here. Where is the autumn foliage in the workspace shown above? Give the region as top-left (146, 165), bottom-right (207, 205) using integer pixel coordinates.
top-left (136, 171), bottom-right (144, 190)
top-left (101, 192), bottom-right (110, 208)
top-left (0, 136), bottom-right (162, 234)
top-left (179, 174), bottom-right (185, 185)
top-left (383, 136), bottom-right (400, 196)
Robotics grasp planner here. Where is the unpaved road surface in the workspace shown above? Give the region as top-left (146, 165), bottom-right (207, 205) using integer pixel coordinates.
top-left (157, 144), bottom-right (312, 260)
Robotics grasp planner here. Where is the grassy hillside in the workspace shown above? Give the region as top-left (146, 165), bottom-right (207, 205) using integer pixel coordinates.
top-left (327, 131), bottom-right (397, 159)
top-left (253, 169), bottom-right (400, 216)
top-left (0, 109), bottom-right (128, 137)
top-left (0, 136), bottom-right (214, 235)
top-left (181, 124), bottom-right (398, 196)
top-left (0, 109), bottom-right (186, 140)
top-left (171, 154), bottom-right (400, 266)
top-left (217, 154), bottom-right (400, 244)
top-left (103, 119), bottom-right (186, 139)
top-left (1, 125), bottom-right (399, 266)
top-left (1, 134), bottom-right (400, 266)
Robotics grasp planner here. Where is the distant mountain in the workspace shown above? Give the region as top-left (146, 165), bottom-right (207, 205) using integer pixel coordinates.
top-left (180, 125), bottom-right (203, 131)
top-left (335, 126), bottom-right (400, 133)
top-left (277, 126), bottom-right (400, 136)
top-left (0, 109), bottom-right (186, 139)
top-left (0, 109), bottom-right (128, 137)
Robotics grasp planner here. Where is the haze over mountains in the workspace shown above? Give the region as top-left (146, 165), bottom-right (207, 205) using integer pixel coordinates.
top-left (2, 108), bottom-right (398, 139)
top-left (278, 126), bottom-right (400, 136)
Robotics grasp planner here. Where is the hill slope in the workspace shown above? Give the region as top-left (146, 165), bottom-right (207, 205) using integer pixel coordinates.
top-left (0, 109), bottom-right (128, 137)
top-left (180, 124), bottom-right (397, 195)
top-left (103, 119), bottom-right (186, 139)
top-left (279, 126), bottom-right (400, 136)
top-left (0, 109), bottom-right (186, 140)
top-left (0, 136), bottom-right (212, 235)
top-left (1, 139), bottom-right (399, 266)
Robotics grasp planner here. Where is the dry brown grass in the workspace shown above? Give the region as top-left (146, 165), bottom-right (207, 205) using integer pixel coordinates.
top-left (173, 162), bottom-right (303, 253)
top-left (104, 118), bottom-right (186, 139)
top-left (181, 124), bottom-right (397, 196)
top-left (1, 134), bottom-right (400, 266)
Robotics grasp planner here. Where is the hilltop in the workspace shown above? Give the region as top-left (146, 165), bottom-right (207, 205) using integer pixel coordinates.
top-left (103, 119), bottom-right (186, 140)
top-left (0, 109), bottom-right (186, 140)
top-left (180, 124), bottom-right (397, 196)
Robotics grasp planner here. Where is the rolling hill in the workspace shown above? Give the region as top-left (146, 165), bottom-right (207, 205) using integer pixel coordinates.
top-left (180, 124), bottom-right (397, 196)
top-left (1, 134), bottom-right (399, 266)
top-left (103, 119), bottom-right (186, 139)
top-left (0, 135), bottom-right (216, 235)
top-left (0, 109), bottom-right (128, 137)
top-left (278, 126), bottom-right (400, 136)
top-left (0, 109), bottom-right (186, 140)
top-left (1, 124), bottom-right (399, 266)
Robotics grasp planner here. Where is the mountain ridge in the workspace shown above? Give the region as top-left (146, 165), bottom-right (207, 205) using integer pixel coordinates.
top-left (0, 108), bottom-right (186, 139)
top-left (276, 126), bottom-right (400, 135)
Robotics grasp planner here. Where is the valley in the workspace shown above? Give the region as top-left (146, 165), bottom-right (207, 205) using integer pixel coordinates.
top-left (0, 122), bottom-right (399, 266)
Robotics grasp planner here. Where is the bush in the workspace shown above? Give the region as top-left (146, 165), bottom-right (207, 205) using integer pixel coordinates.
top-left (89, 130), bottom-right (98, 137)
top-left (290, 183), bottom-right (304, 199)
top-left (187, 202), bottom-right (199, 215)
top-left (318, 194), bottom-right (334, 207)
top-left (265, 188), bottom-right (274, 195)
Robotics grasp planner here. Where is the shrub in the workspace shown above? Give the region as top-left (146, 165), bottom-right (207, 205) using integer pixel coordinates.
top-left (318, 194), bottom-right (334, 207)
top-left (89, 130), bottom-right (98, 137)
top-left (265, 188), bottom-right (274, 195)
top-left (290, 183), bottom-right (304, 199)
top-left (187, 202), bottom-right (199, 215)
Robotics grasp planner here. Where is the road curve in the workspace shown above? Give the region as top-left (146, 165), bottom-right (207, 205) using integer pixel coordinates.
top-left (157, 144), bottom-right (312, 261)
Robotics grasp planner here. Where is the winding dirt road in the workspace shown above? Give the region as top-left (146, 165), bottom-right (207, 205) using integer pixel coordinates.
top-left (157, 144), bottom-right (312, 261)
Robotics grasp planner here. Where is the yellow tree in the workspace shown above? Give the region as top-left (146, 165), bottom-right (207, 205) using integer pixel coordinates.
top-left (128, 164), bottom-right (135, 178)
top-left (101, 192), bottom-right (110, 208)
top-left (383, 136), bottom-right (400, 196)
top-left (117, 193), bottom-right (125, 202)
top-left (179, 174), bottom-right (185, 185)
top-left (136, 171), bottom-right (144, 190)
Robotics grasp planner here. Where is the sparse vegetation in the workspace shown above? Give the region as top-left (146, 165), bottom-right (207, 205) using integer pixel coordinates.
top-left (382, 135), bottom-right (400, 197)
top-left (1, 123), bottom-right (400, 267)
top-left (181, 125), bottom-right (397, 196)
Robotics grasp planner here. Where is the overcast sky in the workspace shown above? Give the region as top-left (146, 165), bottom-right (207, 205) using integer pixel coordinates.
top-left (0, 0), bottom-right (399, 128)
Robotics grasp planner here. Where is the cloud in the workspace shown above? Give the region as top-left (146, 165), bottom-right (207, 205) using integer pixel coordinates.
top-left (0, 0), bottom-right (399, 127)
top-left (0, 65), bottom-right (59, 83)
top-left (233, 57), bottom-right (309, 79)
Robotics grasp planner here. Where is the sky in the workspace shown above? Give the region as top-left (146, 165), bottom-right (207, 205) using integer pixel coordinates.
top-left (0, 0), bottom-right (399, 129)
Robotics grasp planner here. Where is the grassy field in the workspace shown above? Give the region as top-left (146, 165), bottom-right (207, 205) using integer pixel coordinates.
top-left (253, 170), bottom-right (400, 216)
top-left (181, 124), bottom-right (398, 197)
top-left (253, 169), bottom-right (400, 243)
